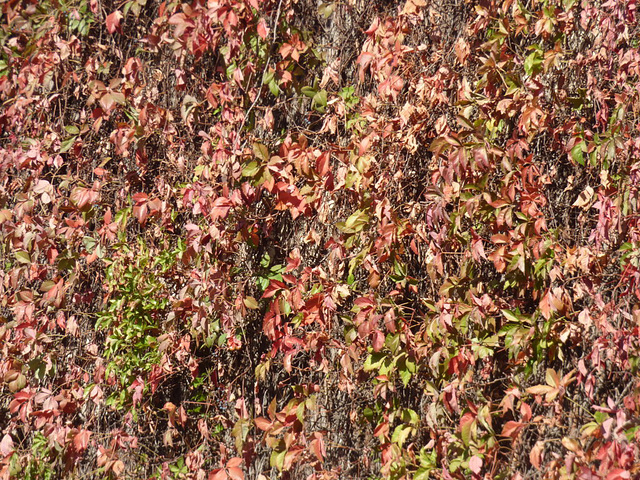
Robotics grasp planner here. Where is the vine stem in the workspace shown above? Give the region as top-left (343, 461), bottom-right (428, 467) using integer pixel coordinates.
top-left (232, 0), bottom-right (284, 154)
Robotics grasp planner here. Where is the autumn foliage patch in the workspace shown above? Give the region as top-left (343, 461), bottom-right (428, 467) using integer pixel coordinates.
top-left (1, 0), bottom-right (640, 478)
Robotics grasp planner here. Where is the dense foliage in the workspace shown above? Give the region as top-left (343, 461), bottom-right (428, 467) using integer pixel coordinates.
top-left (2, 0), bottom-right (640, 478)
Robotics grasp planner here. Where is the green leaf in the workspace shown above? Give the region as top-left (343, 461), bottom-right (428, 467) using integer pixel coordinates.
top-left (15, 251), bottom-right (31, 264)
top-left (571, 142), bottom-right (585, 166)
top-left (524, 50), bottom-right (543, 76)
top-left (29, 358), bottom-right (47, 381)
top-left (109, 91), bottom-right (126, 106)
top-left (318, 2), bottom-right (336, 18)
top-left (312, 90), bottom-right (327, 112)
top-left (385, 334), bottom-right (400, 353)
top-left (363, 352), bottom-right (385, 372)
top-left (83, 236), bottom-right (97, 252)
top-left (405, 355), bottom-right (417, 373)
top-left (401, 408), bottom-right (420, 425)
top-left (65, 125), bottom-right (80, 135)
top-left (415, 467), bottom-right (432, 480)
top-left (262, 71), bottom-right (274, 85)
top-left (399, 367), bottom-right (411, 386)
top-left (336, 209), bottom-right (369, 234)
top-left (501, 309), bottom-right (520, 323)
top-left (270, 442), bottom-right (287, 471)
top-left (301, 86), bottom-right (317, 98)
top-left (231, 418), bottom-right (251, 452)
top-left (40, 280), bottom-right (56, 292)
top-left (391, 424), bottom-right (412, 447)
top-left (460, 414), bottom-right (476, 446)
top-left (0, 59), bottom-right (8, 78)
top-left (268, 79), bottom-right (280, 96)
top-left (60, 136), bottom-right (77, 153)
top-left (242, 161), bottom-right (261, 178)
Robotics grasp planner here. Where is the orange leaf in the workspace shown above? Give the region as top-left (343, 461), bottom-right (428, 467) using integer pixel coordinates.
top-left (526, 385), bottom-right (555, 395)
top-left (529, 441), bottom-right (544, 470)
top-left (401, 0), bottom-right (427, 15)
top-left (208, 469), bottom-right (228, 480)
top-left (254, 417), bottom-right (272, 431)
top-left (500, 421), bottom-right (524, 440)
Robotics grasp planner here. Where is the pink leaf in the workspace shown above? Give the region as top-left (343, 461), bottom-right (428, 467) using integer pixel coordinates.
top-left (372, 330), bottom-right (385, 352)
top-left (227, 467), bottom-right (244, 480)
top-left (257, 18), bottom-right (269, 40)
top-left (529, 441), bottom-right (544, 470)
top-left (469, 455), bottom-right (482, 474)
top-left (310, 432), bottom-right (326, 462)
top-left (208, 469), bottom-right (228, 480)
top-left (0, 434), bottom-right (14, 456)
top-left (106, 10), bottom-right (123, 34)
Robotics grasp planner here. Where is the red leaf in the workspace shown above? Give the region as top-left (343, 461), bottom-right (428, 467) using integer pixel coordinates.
top-left (168, 13), bottom-right (187, 25)
top-left (73, 430), bottom-right (92, 453)
top-left (285, 248), bottom-right (301, 272)
top-left (283, 352), bottom-right (293, 373)
top-left (177, 406), bottom-right (187, 427)
top-left (378, 75), bottom-right (404, 101)
top-left (210, 197), bottom-right (234, 221)
top-left (539, 290), bottom-right (552, 320)
top-left (262, 280), bottom-right (286, 299)
top-left (133, 204), bottom-right (148, 224)
top-left (472, 238), bottom-right (486, 261)
top-left (132, 192), bottom-right (149, 204)
top-left (273, 182), bottom-right (309, 219)
top-left (357, 52), bottom-right (374, 82)
top-left (526, 385), bottom-right (555, 396)
top-left (105, 10), bottom-right (123, 34)
top-left (71, 187), bottom-right (99, 209)
top-left (315, 151), bottom-right (330, 176)
top-left (354, 296), bottom-right (376, 308)
top-left (606, 469), bottom-right (630, 480)
top-left (112, 460), bottom-right (125, 475)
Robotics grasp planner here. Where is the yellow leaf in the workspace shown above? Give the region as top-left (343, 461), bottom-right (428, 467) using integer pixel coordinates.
top-left (561, 437), bottom-right (581, 453)
top-left (572, 186), bottom-right (594, 208)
